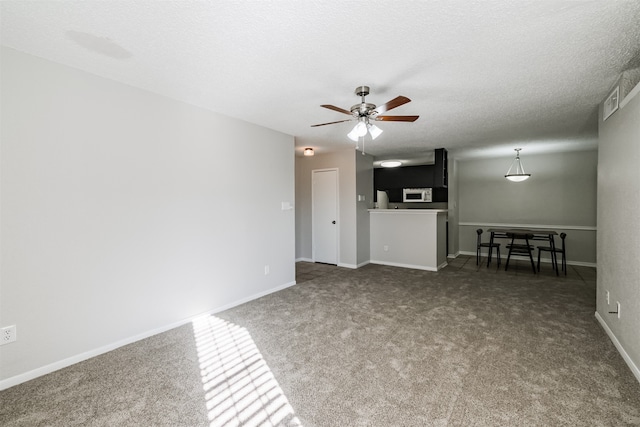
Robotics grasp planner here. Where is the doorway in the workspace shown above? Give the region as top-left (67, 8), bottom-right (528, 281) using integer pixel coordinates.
top-left (312, 169), bottom-right (338, 265)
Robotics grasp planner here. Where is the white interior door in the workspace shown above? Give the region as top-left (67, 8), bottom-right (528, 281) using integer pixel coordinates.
top-left (312, 169), bottom-right (338, 265)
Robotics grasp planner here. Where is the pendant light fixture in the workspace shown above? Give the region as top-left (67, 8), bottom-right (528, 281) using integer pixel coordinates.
top-left (505, 148), bottom-right (531, 182)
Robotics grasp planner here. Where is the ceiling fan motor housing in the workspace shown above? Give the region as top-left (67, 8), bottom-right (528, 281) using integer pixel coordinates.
top-left (351, 102), bottom-right (377, 117)
top-left (355, 85), bottom-right (370, 97)
top-left (352, 85), bottom-right (376, 117)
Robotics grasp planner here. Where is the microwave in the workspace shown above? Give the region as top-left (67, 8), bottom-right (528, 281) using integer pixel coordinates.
top-left (403, 188), bottom-right (432, 203)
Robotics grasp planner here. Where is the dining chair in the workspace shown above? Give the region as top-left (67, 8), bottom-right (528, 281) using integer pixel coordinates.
top-left (537, 232), bottom-right (567, 275)
top-left (505, 232), bottom-right (536, 273)
top-left (476, 229), bottom-right (501, 267)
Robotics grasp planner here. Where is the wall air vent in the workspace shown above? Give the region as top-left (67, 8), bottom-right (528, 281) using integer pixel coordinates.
top-left (603, 86), bottom-right (619, 121)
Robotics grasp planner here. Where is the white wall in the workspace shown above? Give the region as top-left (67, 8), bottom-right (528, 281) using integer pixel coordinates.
top-left (456, 150), bottom-right (598, 265)
top-left (596, 82), bottom-right (640, 382)
top-left (0, 48), bottom-right (295, 387)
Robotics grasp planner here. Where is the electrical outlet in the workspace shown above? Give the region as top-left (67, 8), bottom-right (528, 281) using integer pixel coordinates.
top-left (1, 325), bottom-right (17, 345)
top-left (264, 265), bottom-right (270, 275)
top-left (383, 245), bottom-right (389, 252)
top-left (616, 302), bottom-right (621, 319)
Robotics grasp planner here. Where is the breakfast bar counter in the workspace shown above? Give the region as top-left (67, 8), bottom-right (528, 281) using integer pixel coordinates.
top-left (369, 209), bottom-right (448, 271)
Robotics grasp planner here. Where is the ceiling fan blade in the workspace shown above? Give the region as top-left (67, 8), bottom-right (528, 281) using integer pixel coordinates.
top-left (375, 96), bottom-right (411, 115)
top-left (311, 119), bottom-right (353, 127)
top-left (321, 104), bottom-right (353, 115)
top-left (375, 115), bottom-right (419, 122)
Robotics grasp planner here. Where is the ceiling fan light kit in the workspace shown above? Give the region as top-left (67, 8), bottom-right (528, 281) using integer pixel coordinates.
top-left (505, 148), bottom-right (531, 182)
top-left (367, 123), bottom-right (383, 139)
top-left (311, 85), bottom-right (419, 145)
top-left (355, 121), bottom-right (368, 136)
top-left (347, 127), bottom-right (360, 142)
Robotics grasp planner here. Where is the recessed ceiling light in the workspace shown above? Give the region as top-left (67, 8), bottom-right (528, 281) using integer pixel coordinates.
top-left (380, 161), bottom-right (402, 168)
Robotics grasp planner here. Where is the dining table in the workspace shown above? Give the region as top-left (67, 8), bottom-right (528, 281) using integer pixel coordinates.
top-left (486, 228), bottom-right (559, 274)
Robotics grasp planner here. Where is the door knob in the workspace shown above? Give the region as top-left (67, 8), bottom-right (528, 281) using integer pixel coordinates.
top-left (332, 220), bottom-right (336, 224)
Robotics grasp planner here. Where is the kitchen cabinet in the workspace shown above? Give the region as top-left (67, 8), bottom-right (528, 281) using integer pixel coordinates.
top-left (374, 148), bottom-right (448, 203)
top-left (375, 165), bottom-right (432, 188)
top-left (433, 148), bottom-right (448, 188)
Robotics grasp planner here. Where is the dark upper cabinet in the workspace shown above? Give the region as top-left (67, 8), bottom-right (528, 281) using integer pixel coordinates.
top-left (433, 148), bottom-right (448, 188)
top-left (375, 165), bottom-right (433, 189)
top-left (374, 148), bottom-right (448, 203)
top-left (373, 166), bottom-right (403, 190)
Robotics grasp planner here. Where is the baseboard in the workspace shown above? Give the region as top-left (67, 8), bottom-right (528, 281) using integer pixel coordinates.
top-left (0, 280), bottom-right (297, 391)
top-left (338, 262), bottom-right (357, 269)
top-left (448, 251), bottom-right (461, 259)
top-left (337, 260), bottom-right (371, 269)
top-left (299, 259), bottom-right (369, 269)
top-left (370, 260), bottom-right (439, 272)
top-left (595, 311), bottom-right (640, 384)
top-left (566, 260), bottom-right (597, 268)
top-left (458, 251), bottom-right (596, 268)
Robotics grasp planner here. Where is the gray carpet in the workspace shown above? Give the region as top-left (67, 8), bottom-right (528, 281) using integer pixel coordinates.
top-left (1, 256), bottom-right (639, 426)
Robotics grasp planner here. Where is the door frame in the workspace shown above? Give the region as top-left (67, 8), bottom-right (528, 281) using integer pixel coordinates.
top-left (311, 168), bottom-right (340, 264)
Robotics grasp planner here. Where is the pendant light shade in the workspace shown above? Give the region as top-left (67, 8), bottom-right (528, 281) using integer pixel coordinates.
top-left (347, 119), bottom-right (383, 141)
top-left (347, 127), bottom-right (360, 142)
top-left (505, 148), bottom-right (531, 182)
top-left (368, 123), bottom-right (383, 140)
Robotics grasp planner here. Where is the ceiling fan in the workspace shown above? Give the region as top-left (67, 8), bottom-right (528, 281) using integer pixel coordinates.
top-left (311, 86), bottom-right (419, 141)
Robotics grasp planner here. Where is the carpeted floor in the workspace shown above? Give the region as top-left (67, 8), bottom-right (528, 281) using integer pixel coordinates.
top-left (1, 256), bottom-right (639, 426)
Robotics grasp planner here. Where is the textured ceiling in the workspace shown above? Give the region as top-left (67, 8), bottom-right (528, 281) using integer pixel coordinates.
top-left (2, 1), bottom-right (640, 161)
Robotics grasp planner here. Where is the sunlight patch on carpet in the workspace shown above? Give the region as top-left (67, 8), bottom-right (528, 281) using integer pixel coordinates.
top-left (192, 315), bottom-right (302, 427)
